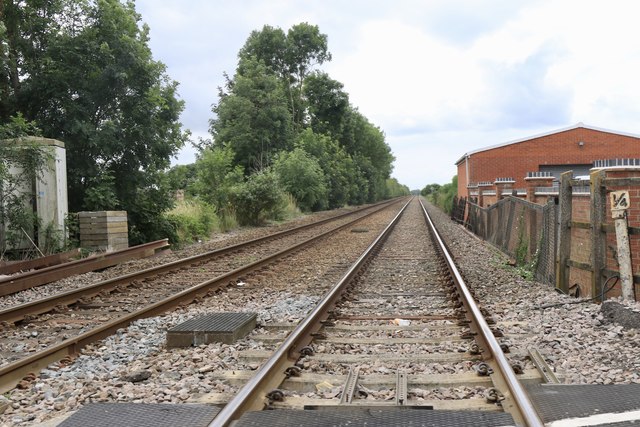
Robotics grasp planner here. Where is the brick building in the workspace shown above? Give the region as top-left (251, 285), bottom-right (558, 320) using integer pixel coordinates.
top-left (455, 123), bottom-right (640, 204)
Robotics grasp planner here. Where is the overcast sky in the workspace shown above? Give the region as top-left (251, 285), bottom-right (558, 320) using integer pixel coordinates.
top-left (135, 0), bottom-right (640, 190)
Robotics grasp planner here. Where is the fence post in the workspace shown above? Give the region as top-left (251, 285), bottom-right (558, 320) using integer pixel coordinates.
top-left (556, 172), bottom-right (572, 293)
top-left (529, 204), bottom-right (538, 260)
top-left (590, 170), bottom-right (607, 300)
top-left (504, 198), bottom-right (515, 251)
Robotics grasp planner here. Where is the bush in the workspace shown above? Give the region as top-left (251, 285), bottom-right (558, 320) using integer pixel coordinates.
top-left (273, 148), bottom-right (327, 211)
top-left (230, 169), bottom-right (286, 225)
top-left (164, 200), bottom-right (218, 245)
top-left (422, 176), bottom-right (457, 214)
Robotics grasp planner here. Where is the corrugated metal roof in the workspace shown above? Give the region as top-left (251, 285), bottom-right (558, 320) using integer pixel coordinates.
top-left (454, 123), bottom-right (640, 165)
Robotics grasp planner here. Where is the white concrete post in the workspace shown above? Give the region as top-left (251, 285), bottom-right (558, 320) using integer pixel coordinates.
top-left (610, 190), bottom-right (634, 300)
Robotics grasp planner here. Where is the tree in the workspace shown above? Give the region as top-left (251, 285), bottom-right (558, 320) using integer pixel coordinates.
top-left (191, 145), bottom-right (243, 211)
top-left (230, 169), bottom-right (285, 226)
top-left (423, 176), bottom-right (458, 213)
top-left (165, 164), bottom-right (197, 195)
top-left (273, 148), bottom-right (327, 212)
top-left (296, 128), bottom-right (358, 208)
top-left (421, 183), bottom-right (441, 197)
top-left (1, 0), bottom-right (189, 244)
top-left (237, 23), bottom-right (331, 129)
top-left (304, 71), bottom-right (349, 138)
top-left (211, 58), bottom-right (293, 172)
top-left (385, 178), bottom-right (410, 198)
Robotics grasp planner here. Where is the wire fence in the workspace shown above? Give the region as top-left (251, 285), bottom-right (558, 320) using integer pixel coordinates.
top-left (463, 196), bottom-right (557, 286)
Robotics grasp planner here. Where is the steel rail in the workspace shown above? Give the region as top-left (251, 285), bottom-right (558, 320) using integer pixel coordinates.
top-left (0, 200), bottom-right (399, 324)
top-left (418, 198), bottom-right (544, 427)
top-left (208, 198), bottom-right (412, 427)
top-left (0, 239), bottom-right (170, 297)
top-left (0, 248), bottom-right (82, 275)
top-left (0, 199), bottom-right (405, 394)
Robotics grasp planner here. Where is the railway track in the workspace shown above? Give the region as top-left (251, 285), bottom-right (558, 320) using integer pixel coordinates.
top-left (0, 199), bottom-right (403, 394)
top-left (0, 239), bottom-right (170, 297)
top-left (208, 198), bottom-right (544, 426)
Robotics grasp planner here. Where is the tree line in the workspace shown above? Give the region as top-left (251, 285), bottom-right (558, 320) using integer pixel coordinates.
top-left (1, 1), bottom-right (408, 249)
top-left (421, 176), bottom-right (457, 213)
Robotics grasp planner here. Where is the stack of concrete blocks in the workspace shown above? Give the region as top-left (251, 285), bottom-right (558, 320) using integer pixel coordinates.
top-left (79, 211), bottom-right (129, 251)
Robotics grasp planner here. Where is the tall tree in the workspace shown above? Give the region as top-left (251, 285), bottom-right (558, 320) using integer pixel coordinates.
top-left (211, 58), bottom-right (293, 172)
top-left (236, 23), bottom-right (331, 130)
top-left (1, 0), bottom-right (189, 243)
top-left (304, 71), bottom-right (349, 138)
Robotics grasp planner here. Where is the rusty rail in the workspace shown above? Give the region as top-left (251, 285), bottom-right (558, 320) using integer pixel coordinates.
top-left (0, 248), bottom-right (82, 275)
top-left (208, 198), bottom-right (412, 426)
top-left (0, 239), bottom-right (170, 297)
top-left (0, 199), bottom-right (404, 394)
top-left (418, 198), bottom-right (544, 427)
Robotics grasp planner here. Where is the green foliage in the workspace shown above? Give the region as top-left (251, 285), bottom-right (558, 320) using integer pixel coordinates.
top-left (421, 183), bottom-right (441, 197)
top-left (165, 164), bottom-right (197, 195)
top-left (422, 176), bottom-right (458, 213)
top-left (385, 178), bottom-right (410, 198)
top-left (273, 148), bottom-right (327, 212)
top-left (230, 169), bottom-right (286, 226)
top-left (1, 0), bottom-right (189, 244)
top-left (281, 193), bottom-right (302, 219)
top-left (211, 58), bottom-right (293, 172)
top-left (304, 72), bottom-right (349, 138)
top-left (192, 145), bottom-right (244, 211)
top-left (238, 22), bottom-right (331, 129)
top-left (164, 200), bottom-right (218, 246)
top-left (210, 22), bottom-right (397, 211)
top-left (339, 109), bottom-right (395, 203)
top-left (125, 169), bottom-right (180, 245)
top-left (0, 117), bottom-right (52, 255)
top-left (0, 114), bottom-right (42, 139)
top-left (64, 212), bottom-right (80, 250)
top-left (296, 128), bottom-right (359, 208)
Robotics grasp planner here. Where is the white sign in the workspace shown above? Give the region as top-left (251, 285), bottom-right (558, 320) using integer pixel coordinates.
top-left (610, 190), bottom-right (630, 213)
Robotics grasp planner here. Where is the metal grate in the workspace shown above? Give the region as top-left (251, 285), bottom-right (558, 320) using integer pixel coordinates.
top-left (234, 409), bottom-right (515, 427)
top-left (526, 384), bottom-right (640, 424)
top-left (58, 403), bottom-right (219, 427)
top-left (167, 312), bottom-right (257, 347)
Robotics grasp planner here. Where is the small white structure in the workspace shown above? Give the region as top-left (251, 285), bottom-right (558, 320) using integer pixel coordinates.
top-left (2, 137), bottom-right (68, 252)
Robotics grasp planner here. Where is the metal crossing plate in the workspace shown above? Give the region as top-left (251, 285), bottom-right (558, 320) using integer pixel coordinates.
top-left (233, 408), bottom-right (515, 426)
top-left (57, 403), bottom-right (219, 427)
top-left (167, 312), bottom-right (257, 347)
top-left (527, 383), bottom-right (640, 425)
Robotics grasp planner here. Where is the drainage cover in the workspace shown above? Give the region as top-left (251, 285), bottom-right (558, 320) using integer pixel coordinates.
top-left (167, 312), bottom-right (257, 347)
top-left (58, 403), bottom-right (219, 427)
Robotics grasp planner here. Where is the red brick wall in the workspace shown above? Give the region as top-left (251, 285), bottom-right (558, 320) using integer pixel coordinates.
top-left (457, 158), bottom-right (468, 198)
top-left (458, 127), bottom-right (640, 199)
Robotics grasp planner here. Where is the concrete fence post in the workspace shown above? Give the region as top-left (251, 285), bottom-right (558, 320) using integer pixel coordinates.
top-left (556, 171), bottom-right (573, 293)
top-left (590, 170), bottom-right (607, 300)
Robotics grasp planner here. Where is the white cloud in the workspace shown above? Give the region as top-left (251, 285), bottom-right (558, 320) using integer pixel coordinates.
top-left (135, 0), bottom-right (640, 189)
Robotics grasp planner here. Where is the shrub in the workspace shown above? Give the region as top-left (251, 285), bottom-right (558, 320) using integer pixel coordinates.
top-left (273, 148), bottom-right (328, 211)
top-left (164, 200), bottom-right (218, 245)
top-left (230, 170), bottom-right (285, 225)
